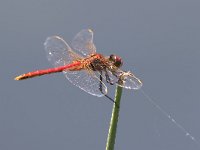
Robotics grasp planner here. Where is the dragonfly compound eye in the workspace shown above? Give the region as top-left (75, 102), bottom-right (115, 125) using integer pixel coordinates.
top-left (109, 54), bottom-right (123, 68)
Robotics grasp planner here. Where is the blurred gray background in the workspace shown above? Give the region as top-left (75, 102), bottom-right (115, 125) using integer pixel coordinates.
top-left (1, 0), bottom-right (200, 150)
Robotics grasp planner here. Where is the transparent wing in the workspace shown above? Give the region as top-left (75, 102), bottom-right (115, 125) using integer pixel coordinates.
top-left (71, 29), bottom-right (96, 56)
top-left (44, 36), bottom-right (82, 67)
top-left (63, 69), bottom-right (107, 97)
top-left (100, 67), bottom-right (142, 90)
top-left (117, 71), bottom-right (143, 90)
top-left (44, 35), bottom-right (107, 97)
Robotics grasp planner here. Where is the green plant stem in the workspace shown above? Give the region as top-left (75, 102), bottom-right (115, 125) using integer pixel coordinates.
top-left (106, 85), bottom-right (123, 150)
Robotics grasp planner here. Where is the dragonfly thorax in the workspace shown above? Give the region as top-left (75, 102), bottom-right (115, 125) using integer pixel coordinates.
top-left (89, 57), bottom-right (107, 71)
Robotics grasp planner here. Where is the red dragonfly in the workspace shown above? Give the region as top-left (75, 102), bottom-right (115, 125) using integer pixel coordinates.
top-left (15, 29), bottom-right (142, 98)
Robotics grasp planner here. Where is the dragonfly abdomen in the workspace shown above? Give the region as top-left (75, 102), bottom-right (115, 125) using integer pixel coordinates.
top-left (15, 62), bottom-right (81, 80)
top-left (15, 68), bottom-right (62, 80)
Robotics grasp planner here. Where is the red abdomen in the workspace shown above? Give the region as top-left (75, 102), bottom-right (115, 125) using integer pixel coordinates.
top-left (15, 62), bottom-right (81, 80)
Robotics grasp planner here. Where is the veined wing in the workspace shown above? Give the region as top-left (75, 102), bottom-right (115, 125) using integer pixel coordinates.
top-left (102, 68), bottom-right (142, 90)
top-left (71, 29), bottom-right (96, 56)
top-left (116, 70), bottom-right (142, 90)
top-left (44, 36), bottom-right (82, 67)
top-left (44, 35), bottom-right (106, 96)
top-left (63, 69), bottom-right (107, 97)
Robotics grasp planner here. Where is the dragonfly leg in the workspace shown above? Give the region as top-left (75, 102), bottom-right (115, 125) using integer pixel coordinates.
top-left (105, 70), bottom-right (114, 85)
top-left (99, 72), bottom-right (119, 108)
top-left (99, 73), bottom-right (103, 93)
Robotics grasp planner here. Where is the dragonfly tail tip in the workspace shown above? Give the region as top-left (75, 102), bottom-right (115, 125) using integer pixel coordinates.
top-left (14, 76), bottom-right (20, 80)
top-left (14, 75), bottom-right (24, 80)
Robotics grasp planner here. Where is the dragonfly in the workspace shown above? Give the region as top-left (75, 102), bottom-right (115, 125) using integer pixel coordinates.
top-left (15, 29), bottom-right (142, 100)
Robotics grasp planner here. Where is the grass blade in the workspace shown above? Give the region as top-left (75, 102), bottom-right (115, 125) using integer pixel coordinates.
top-left (106, 85), bottom-right (123, 150)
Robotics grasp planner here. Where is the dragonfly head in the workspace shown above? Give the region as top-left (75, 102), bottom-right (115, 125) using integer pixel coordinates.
top-left (109, 54), bottom-right (123, 68)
